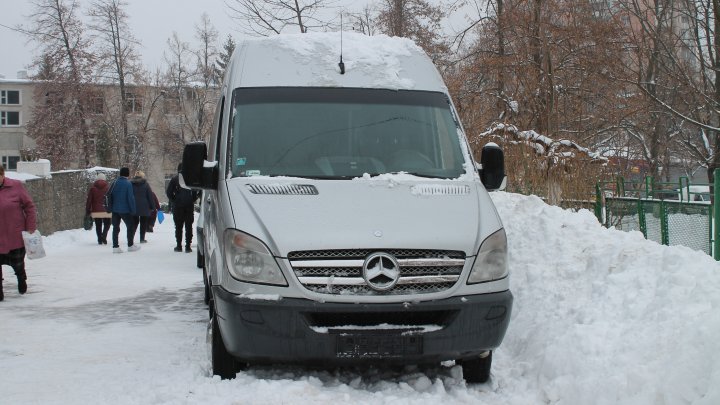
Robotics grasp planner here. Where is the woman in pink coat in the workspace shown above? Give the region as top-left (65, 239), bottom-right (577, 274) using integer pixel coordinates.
top-left (0, 164), bottom-right (37, 301)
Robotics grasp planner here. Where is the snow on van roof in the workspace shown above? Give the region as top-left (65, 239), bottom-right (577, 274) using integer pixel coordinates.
top-left (231, 32), bottom-right (448, 92)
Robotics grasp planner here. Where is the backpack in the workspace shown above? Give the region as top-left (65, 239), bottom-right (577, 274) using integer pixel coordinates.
top-left (103, 181), bottom-right (116, 213)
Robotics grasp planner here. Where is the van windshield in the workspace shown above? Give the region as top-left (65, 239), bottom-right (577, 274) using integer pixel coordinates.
top-left (228, 87), bottom-right (466, 179)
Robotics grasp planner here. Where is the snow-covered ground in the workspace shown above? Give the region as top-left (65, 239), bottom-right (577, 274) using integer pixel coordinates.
top-left (2, 192), bottom-right (719, 404)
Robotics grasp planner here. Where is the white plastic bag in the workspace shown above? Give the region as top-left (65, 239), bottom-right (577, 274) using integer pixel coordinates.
top-left (22, 230), bottom-right (46, 260)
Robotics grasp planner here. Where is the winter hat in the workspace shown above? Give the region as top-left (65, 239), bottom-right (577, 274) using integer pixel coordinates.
top-left (135, 170), bottom-right (145, 179)
top-left (120, 167), bottom-right (130, 177)
top-left (96, 173), bottom-right (106, 181)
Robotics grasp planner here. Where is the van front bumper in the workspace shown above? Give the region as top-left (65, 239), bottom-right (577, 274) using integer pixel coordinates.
top-left (213, 287), bottom-right (512, 365)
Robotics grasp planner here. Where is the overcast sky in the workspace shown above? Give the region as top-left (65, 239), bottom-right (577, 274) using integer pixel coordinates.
top-left (0, 0), bottom-right (475, 79)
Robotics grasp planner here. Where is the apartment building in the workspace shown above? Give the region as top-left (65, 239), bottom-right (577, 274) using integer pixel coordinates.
top-left (0, 71), bottom-right (36, 170)
top-left (0, 71), bottom-right (218, 200)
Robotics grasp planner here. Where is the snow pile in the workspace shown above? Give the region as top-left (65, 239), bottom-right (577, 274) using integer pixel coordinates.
top-left (237, 32), bottom-right (445, 91)
top-left (1, 193), bottom-right (719, 404)
top-left (493, 192), bottom-right (720, 404)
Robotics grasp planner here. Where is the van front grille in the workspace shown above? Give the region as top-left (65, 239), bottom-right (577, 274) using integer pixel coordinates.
top-left (288, 249), bottom-right (465, 296)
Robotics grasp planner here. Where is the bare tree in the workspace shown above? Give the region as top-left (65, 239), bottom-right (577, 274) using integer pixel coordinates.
top-left (24, 0), bottom-right (95, 168)
top-left (348, 4), bottom-right (378, 35)
top-left (192, 14), bottom-right (220, 143)
top-left (613, 0), bottom-right (720, 184)
top-left (88, 0), bottom-right (143, 168)
top-left (226, 0), bottom-right (336, 36)
top-left (195, 13), bottom-right (219, 88)
top-left (163, 30), bottom-right (216, 145)
top-left (375, 0), bottom-right (450, 63)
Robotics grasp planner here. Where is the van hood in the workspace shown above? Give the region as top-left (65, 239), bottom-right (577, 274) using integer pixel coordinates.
top-left (226, 178), bottom-right (501, 257)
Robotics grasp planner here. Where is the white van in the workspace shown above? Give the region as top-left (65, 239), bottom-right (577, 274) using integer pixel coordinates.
top-left (182, 32), bottom-right (512, 383)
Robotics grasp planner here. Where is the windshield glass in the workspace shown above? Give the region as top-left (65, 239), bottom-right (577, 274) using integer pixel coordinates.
top-left (228, 87), bottom-right (466, 179)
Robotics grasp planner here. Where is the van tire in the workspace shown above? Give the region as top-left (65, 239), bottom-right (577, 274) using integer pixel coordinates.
top-left (460, 351), bottom-right (492, 383)
top-left (211, 312), bottom-right (237, 379)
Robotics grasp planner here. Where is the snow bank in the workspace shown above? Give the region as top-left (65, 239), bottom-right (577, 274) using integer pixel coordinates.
top-left (1, 193), bottom-right (719, 404)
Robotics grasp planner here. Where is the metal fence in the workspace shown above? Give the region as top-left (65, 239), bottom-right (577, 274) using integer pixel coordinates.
top-left (597, 170), bottom-right (719, 260)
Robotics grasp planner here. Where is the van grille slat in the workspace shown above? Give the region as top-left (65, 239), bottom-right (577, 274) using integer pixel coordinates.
top-left (288, 249), bottom-right (465, 296)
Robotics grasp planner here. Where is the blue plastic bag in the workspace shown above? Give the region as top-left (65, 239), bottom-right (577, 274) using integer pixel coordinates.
top-left (157, 210), bottom-right (165, 224)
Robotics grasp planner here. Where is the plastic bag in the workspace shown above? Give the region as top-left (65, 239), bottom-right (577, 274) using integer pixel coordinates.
top-left (157, 210), bottom-right (165, 224)
top-left (83, 214), bottom-right (93, 230)
top-left (22, 230), bottom-right (46, 260)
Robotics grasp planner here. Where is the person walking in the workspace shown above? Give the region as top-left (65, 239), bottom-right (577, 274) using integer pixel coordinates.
top-left (166, 163), bottom-right (199, 253)
top-left (146, 191), bottom-right (160, 233)
top-left (85, 173), bottom-right (111, 245)
top-left (130, 170), bottom-right (156, 244)
top-left (0, 164), bottom-right (37, 301)
top-left (110, 167), bottom-right (139, 253)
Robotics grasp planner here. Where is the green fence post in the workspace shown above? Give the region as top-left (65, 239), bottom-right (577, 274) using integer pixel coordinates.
top-left (679, 176), bottom-right (689, 202)
top-left (645, 176), bottom-right (653, 199)
top-left (715, 168), bottom-right (719, 260)
top-left (660, 201), bottom-right (669, 245)
top-left (638, 200), bottom-right (647, 238)
top-left (595, 183), bottom-right (603, 223)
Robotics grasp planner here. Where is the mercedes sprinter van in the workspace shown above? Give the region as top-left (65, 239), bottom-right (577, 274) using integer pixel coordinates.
top-left (182, 32), bottom-right (512, 383)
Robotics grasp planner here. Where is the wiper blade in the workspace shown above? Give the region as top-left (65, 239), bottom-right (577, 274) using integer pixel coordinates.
top-left (277, 174), bottom-right (355, 180)
top-left (371, 171), bottom-right (450, 179)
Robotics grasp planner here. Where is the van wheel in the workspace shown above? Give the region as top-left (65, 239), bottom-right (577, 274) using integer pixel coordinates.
top-left (460, 351), bottom-right (492, 383)
top-left (211, 312), bottom-right (237, 379)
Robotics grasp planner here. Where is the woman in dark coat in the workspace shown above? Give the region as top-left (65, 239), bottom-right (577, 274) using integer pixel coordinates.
top-left (130, 171), bottom-right (156, 243)
top-left (85, 173), bottom-right (112, 245)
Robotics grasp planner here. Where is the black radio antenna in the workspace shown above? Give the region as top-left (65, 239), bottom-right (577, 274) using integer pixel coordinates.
top-left (338, 13), bottom-right (345, 74)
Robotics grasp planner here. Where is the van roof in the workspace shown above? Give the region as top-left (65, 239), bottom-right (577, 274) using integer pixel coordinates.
top-left (227, 32), bottom-right (448, 93)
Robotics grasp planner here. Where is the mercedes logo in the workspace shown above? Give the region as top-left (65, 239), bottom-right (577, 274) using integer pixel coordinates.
top-left (363, 252), bottom-right (400, 292)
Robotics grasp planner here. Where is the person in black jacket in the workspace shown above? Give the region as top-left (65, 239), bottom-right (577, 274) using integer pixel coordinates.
top-left (166, 163), bottom-right (199, 252)
top-left (130, 170), bottom-right (157, 244)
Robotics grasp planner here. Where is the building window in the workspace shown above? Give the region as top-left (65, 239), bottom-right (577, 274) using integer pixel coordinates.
top-left (125, 92), bottom-right (143, 113)
top-left (1, 156), bottom-right (20, 170)
top-left (1, 90), bottom-right (20, 105)
top-left (163, 91), bottom-right (182, 114)
top-left (185, 88), bottom-right (198, 100)
top-left (90, 96), bottom-right (104, 114)
top-left (0, 111), bottom-right (20, 126)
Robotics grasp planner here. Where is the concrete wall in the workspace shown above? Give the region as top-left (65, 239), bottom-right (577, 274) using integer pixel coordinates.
top-left (22, 169), bottom-right (116, 236)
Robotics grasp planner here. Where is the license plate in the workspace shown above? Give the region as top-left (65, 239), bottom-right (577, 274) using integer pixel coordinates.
top-left (336, 333), bottom-right (423, 358)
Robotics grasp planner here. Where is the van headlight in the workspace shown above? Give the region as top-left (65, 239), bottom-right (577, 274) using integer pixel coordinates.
top-left (224, 229), bottom-right (287, 286)
top-left (467, 229), bottom-right (508, 284)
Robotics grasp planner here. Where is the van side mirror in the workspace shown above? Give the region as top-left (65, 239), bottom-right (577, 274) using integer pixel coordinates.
top-left (480, 143), bottom-right (506, 191)
top-left (181, 142), bottom-right (218, 190)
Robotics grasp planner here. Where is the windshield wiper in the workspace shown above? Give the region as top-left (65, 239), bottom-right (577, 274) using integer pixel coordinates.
top-left (268, 174), bottom-right (355, 180)
top-left (367, 172), bottom-right (451, 179)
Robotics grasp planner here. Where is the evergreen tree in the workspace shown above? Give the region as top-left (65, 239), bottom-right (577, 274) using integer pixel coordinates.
top-left (214, 34), bottom-right (235, 85)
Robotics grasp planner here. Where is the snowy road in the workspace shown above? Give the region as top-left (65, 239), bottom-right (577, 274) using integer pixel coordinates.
top-left (2, 192), bottom-right (720, 404)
